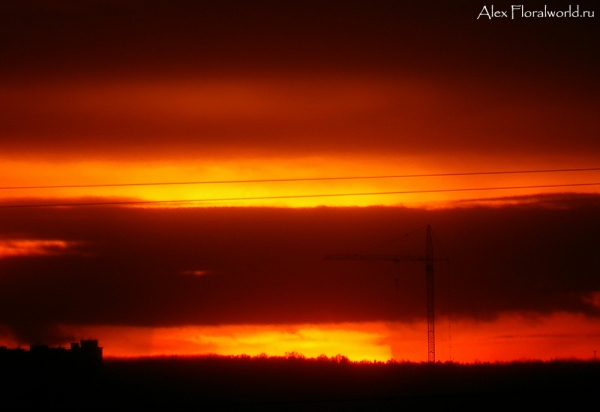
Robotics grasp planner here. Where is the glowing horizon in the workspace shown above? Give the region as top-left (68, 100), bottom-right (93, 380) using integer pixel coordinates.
top-left (2, 156), bottom-right (600, 209)
top-left (2, 313), bottom-right (598, 363)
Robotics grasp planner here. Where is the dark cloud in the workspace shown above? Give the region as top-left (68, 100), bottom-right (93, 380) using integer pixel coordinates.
top-left (0, 1), bottom-right (597, 160)
top-left (0, 74), bottom-right (597, 161)
top-left (1, 1), bottom-right (596, 79)
top-left (1, 195), bottom-right (600, 344)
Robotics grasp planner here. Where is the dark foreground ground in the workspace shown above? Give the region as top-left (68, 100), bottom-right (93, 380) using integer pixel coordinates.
top-left (1, 355), bottom-right (599, 410)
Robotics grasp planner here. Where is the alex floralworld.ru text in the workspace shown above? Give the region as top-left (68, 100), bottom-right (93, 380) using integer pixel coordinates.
top-left (478, 5), bottom-right (594, 20)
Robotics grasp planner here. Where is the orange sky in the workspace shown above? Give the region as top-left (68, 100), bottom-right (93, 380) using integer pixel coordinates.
top-left (1, 70), bottom-right (598, 208)
top-left (83, 312), bottom-right (600, 363)
top-left (3, 313), bottom-right (598, 363)
top-left (3, 156), bottom-right (600, 208)
top-left (0, 1), bottom-right (599, 363)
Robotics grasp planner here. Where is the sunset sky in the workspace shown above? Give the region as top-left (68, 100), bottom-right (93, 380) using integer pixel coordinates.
top-left (0, 0), bottom-right (599, 362)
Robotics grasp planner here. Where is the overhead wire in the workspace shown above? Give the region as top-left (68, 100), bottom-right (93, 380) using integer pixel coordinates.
top-left (1, 181), bottom-right (600, 208)
top-left (1, 167), bottom-right (600, 190)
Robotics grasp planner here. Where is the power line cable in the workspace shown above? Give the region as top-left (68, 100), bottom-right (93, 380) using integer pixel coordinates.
top-left (1, 167), bottom-right (600, 190)
top-left (1, 182), bottom-right (599, 209)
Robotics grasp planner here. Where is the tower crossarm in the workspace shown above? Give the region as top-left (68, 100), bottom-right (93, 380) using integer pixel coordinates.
top-left (324, 225), bottom-right (448, 363)
top-left (325, 254), bottom-right (448, 263)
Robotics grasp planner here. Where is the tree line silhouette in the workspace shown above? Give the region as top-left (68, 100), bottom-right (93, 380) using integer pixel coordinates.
top-left (2, 349), bottom-right (599, 410)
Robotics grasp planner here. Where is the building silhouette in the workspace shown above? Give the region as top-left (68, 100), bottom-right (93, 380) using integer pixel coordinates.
top-left (0, 339), bottom-right (103, 375)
